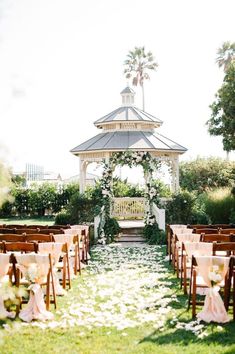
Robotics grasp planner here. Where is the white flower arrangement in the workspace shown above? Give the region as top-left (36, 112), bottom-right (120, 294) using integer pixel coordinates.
top-left (25, 263), bottom-right (40, 284)
top-left (208, 265), bottom-right (222, 287)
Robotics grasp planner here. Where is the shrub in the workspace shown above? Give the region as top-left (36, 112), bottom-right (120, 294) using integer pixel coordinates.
top-left (165, 191), bottom-right (196, 224)
top-left (180, 157), bottom-right (235, 192)
top-left (103, 217), bottom-right (121, 244)
top-left (54, 210), bottom-right (72, 225)
top-left (143, 223), bottom-right (166, 245)
top-left (204, 188), bottom-right (235, 224)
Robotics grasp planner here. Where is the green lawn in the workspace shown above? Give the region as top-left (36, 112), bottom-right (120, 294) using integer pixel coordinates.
top-left (0, 245), bottom-right (235, 354)
top-left (0, 217), bottom-right (55, 226)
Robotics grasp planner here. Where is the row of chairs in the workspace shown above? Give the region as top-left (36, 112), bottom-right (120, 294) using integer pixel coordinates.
top-left (0, 228), bottom-right (65, 234)
top-left (0, 224), bottom-right (90, 313)
top-left (0, 224), bottom-right (71, 229)
top-left (168, 224), bottom-right (235, 320)
top-left (166, 224), bottom-right (235, 262)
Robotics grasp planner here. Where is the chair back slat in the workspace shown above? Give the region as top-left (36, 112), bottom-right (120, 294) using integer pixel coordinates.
top-left (201, 234), bottom-right (232, 243)
top-left (15, 228), bottom-right (40, 235)
top-left (3, 241), bottom-right (38, 253)
top-left (25, 234), bottom-right (53, 243)
top-left (0, 234), bottom-right (26, 242)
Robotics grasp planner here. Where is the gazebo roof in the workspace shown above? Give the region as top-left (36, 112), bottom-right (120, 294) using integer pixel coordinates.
top-left (70, 131), bottom-right (187, 154)
top-left (94, 106), bottom-right (163, 128)
top-left (71, 86), bottom-right (187, 158)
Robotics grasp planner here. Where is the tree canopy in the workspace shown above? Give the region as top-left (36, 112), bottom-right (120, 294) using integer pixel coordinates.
top-left (207, 62), bottom-right (235, 152)
top-left (179, 157), bottom-right (235, 192)
top-left (123, 46), bottom-right (158, 111)
top-left (216, 41), bottom-right (235, 72)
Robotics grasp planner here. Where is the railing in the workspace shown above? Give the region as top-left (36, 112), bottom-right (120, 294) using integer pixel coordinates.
top-left (152, 202), bottom-right (165, 231)
top-left (112, 197), bottom-right (146, 219)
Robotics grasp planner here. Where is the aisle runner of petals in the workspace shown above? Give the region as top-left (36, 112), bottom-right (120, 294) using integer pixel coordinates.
top-left (3, 245), bottom-right (219, 338)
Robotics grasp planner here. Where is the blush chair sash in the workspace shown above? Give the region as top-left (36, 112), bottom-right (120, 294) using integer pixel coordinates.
top-left (38, 242), bottom-right (65, 295)
top-left (184, 242), bottom-right (213, 259)
top-left (15, 253), bottom-right (54, 322)
top-left (195, 256), bottom-right (230, 323)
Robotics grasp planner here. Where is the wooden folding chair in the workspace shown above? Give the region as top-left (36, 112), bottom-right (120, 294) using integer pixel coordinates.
top-left (0, 234), bottom-right (26, 242)
top-left (38, 229), bottom-right (64, 235)
top-left (57, 243), bottom-right (71, 290)
top-left (219, 228), bottom-right (235, 235)
top-left (0, 228), bottom-right (16, 234)
top-left (26, 225), bottom-right (48, 229)
top-left (3, 241), bottom-right (38, 254)
top-left (15, 228), bottom-right (39, 235)
top-left (4, 224), bottom-right (27, 229)
top-left (38, 242), bottom-right (71, 291)
top-left (25, 234), bottom-right (53, 243)
top-left (175, 233), bottom-right (202, 279)
top-left (181, 241), bottom-right (213, 295)
top-left (194, 228), bottom-right (219, 234)
top-left (201, 234), bottom-right (233, 243)
top-left (188, 255), bottom-right (230, 318)
top-left (73, 235), bottom-right (82, 276)
top-left (14, 253), bottom-right (56, 311)
top-left (49, 225), bottom-right (70, 230)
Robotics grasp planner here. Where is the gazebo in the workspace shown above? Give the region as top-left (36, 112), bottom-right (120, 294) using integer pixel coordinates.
top-left (71, 87), bottom-right (187, 238)
top-left (71, 86), bottom-right (187, 194)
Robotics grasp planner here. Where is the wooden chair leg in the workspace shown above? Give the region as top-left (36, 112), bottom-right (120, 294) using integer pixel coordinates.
top-left (66, 248), bottom-right (71, 290)
top-left (192, 269), bottom-right (197, 318)
top-left (46, 273), bottom-right (50, 311)
top-left (49, 253), bottom-right (57, 310)
top-left (74, 244), bottom-right (78, 276)
top-left (78, 245), bottom-right (81, 275)
top-left (62, 255), bottom-right (66, 289)
top-left (233, 270), bottom-right (235, 321)
top-left (183, 256), bottom-right (187, 295)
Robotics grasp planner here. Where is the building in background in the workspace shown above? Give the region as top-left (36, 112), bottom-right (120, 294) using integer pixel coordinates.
top-left (26, 163), bottom-right (44, 182)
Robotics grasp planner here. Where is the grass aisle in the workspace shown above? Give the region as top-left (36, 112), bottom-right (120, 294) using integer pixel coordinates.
top-left (1, 244), bottom-right (235, 354)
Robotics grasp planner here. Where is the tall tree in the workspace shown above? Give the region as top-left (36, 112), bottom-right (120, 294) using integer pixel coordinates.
top-left (207, 62), bottom-right (235, 153)
top-left (216, 41), bottom-right (235, 72)
top-left (124, 46), bottom-right (158, 111)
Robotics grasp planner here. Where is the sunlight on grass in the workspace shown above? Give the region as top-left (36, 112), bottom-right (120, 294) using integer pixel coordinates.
top-left (0, 245), bottom-right (235, 353)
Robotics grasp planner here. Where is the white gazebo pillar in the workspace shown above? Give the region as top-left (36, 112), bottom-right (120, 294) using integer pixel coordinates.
top-left (171, 156), bottom-right (180, 193)
top-left (79, 159), bottom-right (88, 194)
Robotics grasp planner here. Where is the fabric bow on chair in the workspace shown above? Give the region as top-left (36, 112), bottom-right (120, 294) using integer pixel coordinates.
top-left (194, 255), bottom-right (230, 323)
top-left (38, 242), bottom-right (66, 296)
top-left (15, 253), bottom-right (54, 323)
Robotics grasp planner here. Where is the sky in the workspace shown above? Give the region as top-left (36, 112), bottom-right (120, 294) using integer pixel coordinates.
top-left (0, 0), bottom-right (234, 181)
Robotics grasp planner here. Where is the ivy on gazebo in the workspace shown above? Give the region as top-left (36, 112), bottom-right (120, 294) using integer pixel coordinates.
top-left (97, 151), bottom-right (163, 244)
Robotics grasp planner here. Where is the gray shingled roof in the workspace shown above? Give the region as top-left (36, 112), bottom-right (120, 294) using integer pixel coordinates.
top-left (94, 106), bottom-right (163, 126)
top-left (70, 131), bottom-right (187, 154)
top-left (120, 87), bottom-right (135, 94)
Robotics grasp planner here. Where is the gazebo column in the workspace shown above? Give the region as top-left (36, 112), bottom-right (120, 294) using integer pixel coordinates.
top-left (79, 159), bottom-right (88, 194)
top-left (171, 156), bottom-right (180, 193)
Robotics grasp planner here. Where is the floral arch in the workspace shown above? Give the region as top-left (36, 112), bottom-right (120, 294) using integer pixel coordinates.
top-left (98, 150), bottom-right (166, 244)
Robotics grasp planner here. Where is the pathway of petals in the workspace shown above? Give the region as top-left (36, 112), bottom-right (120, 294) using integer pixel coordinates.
top-left (64, 245), bottom-right (176, 331)
top-left (2, 244), bottom-right (219, 342)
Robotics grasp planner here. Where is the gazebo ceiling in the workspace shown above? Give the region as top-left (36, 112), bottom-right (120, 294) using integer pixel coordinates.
top-left (70, 131), bottom-right (187, 155)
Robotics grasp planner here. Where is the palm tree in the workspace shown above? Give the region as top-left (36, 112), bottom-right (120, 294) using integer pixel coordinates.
top-left (124, 46), bottom-right (158, 111)
top-left (216, 41), bottom-right (235, 72)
